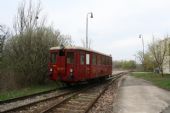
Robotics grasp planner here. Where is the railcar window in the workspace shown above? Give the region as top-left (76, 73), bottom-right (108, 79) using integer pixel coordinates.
top-left (101, 56), bottom-right (103, 65)
top-left (97, 55), bottom-right (101, 65)
top-left (103, 56), bottom-right (105, 65)
top-left (86, 54), bottom-right (90, 65)
top-left (105, 57), bottom-right (107, 65)
top-left (67, 52), bottom-right (74, 64)
top-left (80, 54), bottom-right (85, 65)
top-left (106, 57), bottom-right (109, 65)
top-left (92, 54), bottom-right (97, 65)
top-left (109, 58), bottom-right (112, 65)
top-left (102, 56), bottom-right (104, 65)
top-left (51, 52), bottom-right (57, 64)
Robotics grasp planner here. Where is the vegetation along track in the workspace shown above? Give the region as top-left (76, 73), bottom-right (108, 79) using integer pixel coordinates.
top-left (0, 88), bottom-right (58, 104)
top-left (0, 72), bottom-right (126, 113)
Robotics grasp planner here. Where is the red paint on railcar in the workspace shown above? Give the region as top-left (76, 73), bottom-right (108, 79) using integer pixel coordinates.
top-left (48, 46), bottom-right (112, 83)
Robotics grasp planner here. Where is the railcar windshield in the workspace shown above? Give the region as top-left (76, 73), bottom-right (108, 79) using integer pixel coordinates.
top-left (59, 49), bottom-right (65, 56)
top-left (67, 52), bottom-right (74, 64)
top-left (51, 52), bottom-right (57, 64)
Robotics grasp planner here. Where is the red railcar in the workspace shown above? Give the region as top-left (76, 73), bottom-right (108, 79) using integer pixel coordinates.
top-left (48, 46), bottom-right (112, 83)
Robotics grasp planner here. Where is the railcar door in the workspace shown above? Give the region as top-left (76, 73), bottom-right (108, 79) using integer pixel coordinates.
top-left (66, 51), bottom-right (75, 81)
top-left (78, 51), bottom-right (86, 80)
top-left (49, 51), bottom-right (58, 80)
top-left (56, 49), bottom-right (66, 80)
top-left (86, 52), bottom-right (91, 79)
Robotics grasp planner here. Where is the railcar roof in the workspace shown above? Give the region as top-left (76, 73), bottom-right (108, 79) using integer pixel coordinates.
top-left (50, 46), bottom-right (111, 57)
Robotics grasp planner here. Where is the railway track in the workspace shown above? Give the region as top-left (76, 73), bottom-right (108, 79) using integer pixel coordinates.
top-left (0, 88), bottom-right (81, 113)
top-left (40, 72), bottom-right (125, 113)
top-left (0, 88), bottom-right (58, 104)
top-left (0, 72), bottom-right (126, 113)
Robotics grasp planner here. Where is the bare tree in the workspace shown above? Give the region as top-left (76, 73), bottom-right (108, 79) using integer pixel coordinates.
top-left (81, 38), bottom-right (86, 48)
top-left (149, 37), bottom-right (167, 76)
top-left (136, 51), bottom-right (144, 66)
top-left (136, 51), bottom-right (148, 70)
top-left (136, 51), bottom-right (156, 71)
top-left (81, 38), bottom-right (92, 49)
top-left (4, 0), bottom-right (72, 85)
top-left (88, 38), bottom-right (92, 49)
top-left (0, 25), bottom-right (9, 59)
top-left (13, 0), bottom-right (41, 35)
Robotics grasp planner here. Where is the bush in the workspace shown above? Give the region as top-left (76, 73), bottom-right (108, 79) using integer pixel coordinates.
top-left (3, 27), bottom-right (72, 86)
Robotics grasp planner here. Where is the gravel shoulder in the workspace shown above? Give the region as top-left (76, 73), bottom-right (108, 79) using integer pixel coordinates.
top-left (113, 75), bottom-right (170, 113)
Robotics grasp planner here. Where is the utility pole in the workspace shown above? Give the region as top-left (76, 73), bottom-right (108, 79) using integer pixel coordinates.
top-left (139, 34), bottom-right (145, 70)
top-left (86, 12), bottom-right (93, 49)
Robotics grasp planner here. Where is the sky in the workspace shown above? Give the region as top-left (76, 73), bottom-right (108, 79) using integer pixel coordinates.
top-left (1, 0), bottom-right (170, 60)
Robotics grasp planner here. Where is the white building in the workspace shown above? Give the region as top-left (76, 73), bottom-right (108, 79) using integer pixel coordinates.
top-left (162, 38), bottom-right (170, 74)
top-left (163, 56), bottom-right (170, 74)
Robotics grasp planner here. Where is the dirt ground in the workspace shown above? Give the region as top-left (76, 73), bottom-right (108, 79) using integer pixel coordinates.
top-left (113, 75), bottom-right (170, 113)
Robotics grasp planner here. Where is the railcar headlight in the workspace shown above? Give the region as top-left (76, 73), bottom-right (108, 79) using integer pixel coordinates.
top-left (70, 69), bottom-right (73, 73)
top-left (50, 68), bottom-right (53, 72)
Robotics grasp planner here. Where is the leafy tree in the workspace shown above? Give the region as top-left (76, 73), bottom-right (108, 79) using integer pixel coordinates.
top-left (149, 37), bottom-right (167, 76)
top-left (136, 51), bottom-right (156, 71)
top-left (3, 0), bottom-right (72, 85)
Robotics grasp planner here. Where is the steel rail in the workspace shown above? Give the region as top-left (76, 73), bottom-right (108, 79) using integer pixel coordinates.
top-left (40, 83), bottom-right (99, 113)
top-left (0, 88), bottom-right (58, 105)
top-left (40, 93), bottom-right (78, 113)
top-left (0, 90), bottom-right (78, 113)
top-left (84, 72), bottom-right (125, 113)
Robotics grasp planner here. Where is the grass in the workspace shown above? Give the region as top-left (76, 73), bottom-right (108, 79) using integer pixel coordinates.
top-left (0, 83), bottom-right (57, 101)
top-left (131, 72), bottom-right (170, 90)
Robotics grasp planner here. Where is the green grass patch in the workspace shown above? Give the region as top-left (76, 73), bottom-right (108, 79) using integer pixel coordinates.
top-left (131, 72), bottom-right (170, 90)
top-left (0, 83), bottom-right (57, 101)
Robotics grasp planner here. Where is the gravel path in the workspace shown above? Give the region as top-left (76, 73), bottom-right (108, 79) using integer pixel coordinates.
top-left (113, 75), bottom-right (170, 113)
top-left (89, 76), bottom-right (124, 113)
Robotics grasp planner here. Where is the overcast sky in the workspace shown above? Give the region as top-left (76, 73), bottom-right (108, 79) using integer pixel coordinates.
top-left (1, 0), bottom-right (170, 60)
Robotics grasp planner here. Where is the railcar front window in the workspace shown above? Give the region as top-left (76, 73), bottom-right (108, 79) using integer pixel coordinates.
top-left (59, 50), bottom-right (65, 56)
top-left (51, 52), bottom-right (57, 64)
top-left (67, 52), bottom-right (74, 64)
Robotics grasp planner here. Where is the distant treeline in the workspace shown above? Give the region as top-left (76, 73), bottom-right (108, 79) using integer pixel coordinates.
top-left (112, 60), bottom-right (136, 70)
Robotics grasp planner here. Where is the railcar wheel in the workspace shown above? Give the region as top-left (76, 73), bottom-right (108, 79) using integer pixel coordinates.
top-left (65, 83), bottom-right (71, 86)
top-left (104, 75), bottom-right (109, 80)
top-left (55, 81), bottom-right (63, 87)
top-left (87, 79), bottom-right (95, 83)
